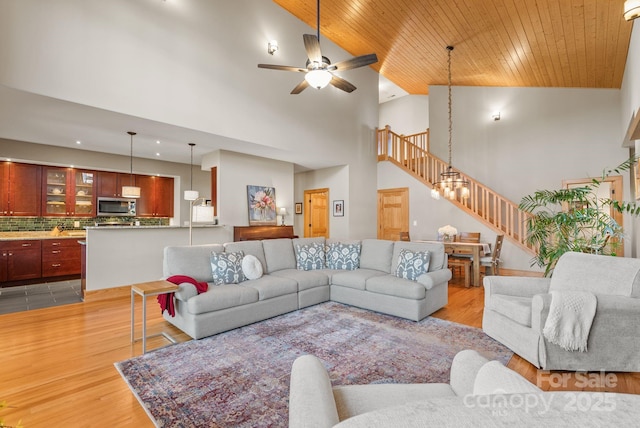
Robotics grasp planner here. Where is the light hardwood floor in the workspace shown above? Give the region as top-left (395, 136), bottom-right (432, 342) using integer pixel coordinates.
top-left (1, 278), bottom-right (638, 427)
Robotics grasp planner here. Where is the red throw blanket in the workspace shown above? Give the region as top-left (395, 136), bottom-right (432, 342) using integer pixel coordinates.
top-left (158, 275), bottom-right (209, 317)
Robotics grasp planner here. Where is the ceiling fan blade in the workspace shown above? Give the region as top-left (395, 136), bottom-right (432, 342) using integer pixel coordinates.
top-left (329, 53), bottom-right (378, 71)
top-left (330, 75), bottom-right (356, 93)
top-left (290, 79), bottom-right (310, 94)
top-left (258, 64), bottom-right (306, 72)
top-left (303, 34), bottom-right (322, 64)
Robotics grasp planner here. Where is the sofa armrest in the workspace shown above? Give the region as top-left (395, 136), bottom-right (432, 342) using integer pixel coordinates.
top-left (289, 355), bottom-right (340, 428)
top-left (448, 350), bottom-right (490, 397)
top-left (532, 294), bottom-right (640, 334)
top-left (173, 282), bottom-right (198, 302)
top-left (417, 268), bottom-right (452, 290)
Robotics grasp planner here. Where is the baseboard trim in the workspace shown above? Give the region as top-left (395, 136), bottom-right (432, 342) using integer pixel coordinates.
top-left (84, 285), bottom-right (130, 302)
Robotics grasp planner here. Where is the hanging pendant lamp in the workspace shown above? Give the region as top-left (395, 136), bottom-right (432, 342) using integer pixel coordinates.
top-left (184, 143), bottom-right (199, 201)
top-left (431, 46), bottom-right (469, 201)
top-left (122, 131), bottom-right (141, 199)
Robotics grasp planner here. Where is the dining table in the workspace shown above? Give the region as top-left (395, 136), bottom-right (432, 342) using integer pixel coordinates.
top-left (420, 240), bottom-right (491, 287)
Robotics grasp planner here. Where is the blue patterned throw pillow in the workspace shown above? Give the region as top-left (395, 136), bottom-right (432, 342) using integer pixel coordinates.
top-left (295, 242), bottom-right (325, 270)
top-left (326, 242), bottom-right (361, 270)
top-left (395, 248), bottom-right (430, 281)
top-left (211, 251), bottom-right (246, 285)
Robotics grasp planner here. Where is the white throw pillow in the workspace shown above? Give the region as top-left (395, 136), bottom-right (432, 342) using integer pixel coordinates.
top-left (473, 360), bottom-right (542, 395)
top-left (242, 254), bottom-right (263, 280)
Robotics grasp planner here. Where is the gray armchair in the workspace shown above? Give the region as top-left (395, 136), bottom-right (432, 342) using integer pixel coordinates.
top-left (482, 251), bottom-right (640, 371)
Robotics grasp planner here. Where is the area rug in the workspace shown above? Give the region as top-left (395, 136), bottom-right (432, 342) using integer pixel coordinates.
top-left (115, 302), bottom-right (512, 427)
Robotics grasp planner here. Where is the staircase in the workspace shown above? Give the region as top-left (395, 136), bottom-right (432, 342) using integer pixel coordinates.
top-left (377, 126), bottom-right (535, 254)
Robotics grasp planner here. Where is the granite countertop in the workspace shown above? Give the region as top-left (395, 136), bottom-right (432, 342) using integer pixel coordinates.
top-left (85, 224), bottom-right (222, 230)
top-left (0, 230), bottom-right (87, 241)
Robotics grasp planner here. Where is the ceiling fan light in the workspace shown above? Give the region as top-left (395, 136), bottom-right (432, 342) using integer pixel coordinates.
top-left (625, 0), bottom-right (640, 20)
top-left (305, 69), bottom-right (332, 89)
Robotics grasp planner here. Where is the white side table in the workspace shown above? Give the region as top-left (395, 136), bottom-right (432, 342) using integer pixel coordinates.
top-left (130, 280), bottom-right (179, 353)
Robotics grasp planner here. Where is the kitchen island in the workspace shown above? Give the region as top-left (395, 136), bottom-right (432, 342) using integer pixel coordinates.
top-left (84, 224), bottom-right (231, 295)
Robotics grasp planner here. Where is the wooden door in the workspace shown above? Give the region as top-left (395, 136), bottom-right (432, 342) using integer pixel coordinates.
top-left (377, 187), bottom-right (409, 240)
top-left (304, 188), bottom-right (329, 238)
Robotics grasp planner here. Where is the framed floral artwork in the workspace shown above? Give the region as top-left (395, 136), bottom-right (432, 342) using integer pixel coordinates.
top-left (247, 185), bottom-right (277, 225)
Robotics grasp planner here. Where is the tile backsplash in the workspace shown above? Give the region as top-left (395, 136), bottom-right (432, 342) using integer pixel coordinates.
top-left (0, 217), bottom-right (169, 232)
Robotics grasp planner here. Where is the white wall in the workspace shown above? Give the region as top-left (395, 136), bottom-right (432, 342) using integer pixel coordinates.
top-left (204, 150), bottom-right (294, 228)
top-left (378, 95), bottom-right (429, 135)
top-left (294, 166), bottom-right (350, 239)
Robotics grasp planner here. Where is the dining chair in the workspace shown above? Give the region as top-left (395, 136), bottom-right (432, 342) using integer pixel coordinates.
top-left (479, 234), bottom-right (504, 276)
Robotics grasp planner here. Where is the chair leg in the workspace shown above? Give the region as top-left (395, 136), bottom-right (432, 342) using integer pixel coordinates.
top-left (463, 262), bottom-right (471, 287)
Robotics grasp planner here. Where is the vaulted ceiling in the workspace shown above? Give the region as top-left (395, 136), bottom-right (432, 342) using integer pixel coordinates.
top-left (274, 0), bottom-right (633, 96)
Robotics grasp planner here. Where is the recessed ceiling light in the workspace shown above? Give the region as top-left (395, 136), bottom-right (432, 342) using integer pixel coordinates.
top-left (156, 152), bottom-right (160, 156)
top-left (156, 140), bottom-right (161, 144)
top-left (76, 140), bottom-right (81, 144)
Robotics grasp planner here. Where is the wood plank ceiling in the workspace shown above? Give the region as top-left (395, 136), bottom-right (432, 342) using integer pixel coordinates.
top-left (273, 0), bottom-right (633, 95)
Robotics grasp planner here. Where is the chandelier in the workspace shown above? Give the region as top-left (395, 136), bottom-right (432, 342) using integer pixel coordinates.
top-left (431, 46), bottom-right (469, 201)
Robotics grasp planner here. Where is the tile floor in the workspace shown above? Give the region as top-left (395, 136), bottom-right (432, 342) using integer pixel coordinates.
top-left (0, 279), bottom-right (83, 315)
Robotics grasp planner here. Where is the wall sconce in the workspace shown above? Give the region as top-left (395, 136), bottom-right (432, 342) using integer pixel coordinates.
top-left (268, 40), bottom-right (278, 55)
top-left (624, 0), bottom-right (640, 20)
top-left (491, 111), bottom-right (501, 121)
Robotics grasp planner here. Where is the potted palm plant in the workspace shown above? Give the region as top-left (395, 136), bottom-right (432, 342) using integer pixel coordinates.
top-left (519, 157), bottom-right (640, 276)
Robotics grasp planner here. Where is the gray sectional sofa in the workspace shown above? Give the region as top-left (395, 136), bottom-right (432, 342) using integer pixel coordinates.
top-left (162, 237), bottom-right (452, 339)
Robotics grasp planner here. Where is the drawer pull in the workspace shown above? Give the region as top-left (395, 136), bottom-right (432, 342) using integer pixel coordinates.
top-left (51, 242), bottom-right (61, 246)
top-left (21, 243), bottom-right (32, 247)
top-left (52, 250), bottom-right (61, 254)
top-left (52, 263), bottom-right (61, 267)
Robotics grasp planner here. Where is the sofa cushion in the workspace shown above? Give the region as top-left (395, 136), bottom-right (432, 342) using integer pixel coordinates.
top-left (241, 275), bottom-right (298, 300)
top-left (392, 242), bottom-right (446, 272)
top-left (487, 294), bottom-right (532, 327)
top-left (211, 251), bottom-right (246, 285)
top-left (473, 361), bottom-right (542, 395)
top-left (359, 239), bottom-right (394, 273)
top-left (365, 274), bottom-right (426, 300)
top-left (262, 238), bottom-right (296, 273)
top-left (295, 242), bottom-right (326, 270)
top-left (241, 254), bottom-right (263, 280)
top-left (187, 284), bottom-right (259, 314)
top-left (331, 269), bottom-right (387, 291)
top-left (163, 244), bottom-right (224, 283)
top-left (327, 242), bottom-right (361, 270)
top-left (224, 241), bottom-right (267, 272)
top-left (270, 268), bottom-right (330, 291)
top-left (394, 248), bottom-right (430, 281)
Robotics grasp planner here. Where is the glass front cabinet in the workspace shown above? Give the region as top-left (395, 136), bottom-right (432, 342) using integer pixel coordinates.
top-left (43, 167), bottom-right (95, 217)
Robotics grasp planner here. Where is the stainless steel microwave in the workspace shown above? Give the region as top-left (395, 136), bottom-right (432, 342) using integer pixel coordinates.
top-left (97, 197), bottom-right (136, 217)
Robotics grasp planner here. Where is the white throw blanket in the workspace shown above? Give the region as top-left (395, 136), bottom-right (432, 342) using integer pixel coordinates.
top-left (543, 291), bottom-right (597, 352)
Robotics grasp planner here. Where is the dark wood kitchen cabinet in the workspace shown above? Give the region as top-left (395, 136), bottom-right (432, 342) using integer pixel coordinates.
top-left (96, 171), bottom-right (137, 198)
top-left (0, 240), bottom-right (42, 282)
top-left (42, 239), bottom-right (81, 277)
top-left (135, 175), bottom-right (174, 217)
top-left (0, 162), bottom-right (42, 216)
top-left (42, 166), bottom-right (96, 217)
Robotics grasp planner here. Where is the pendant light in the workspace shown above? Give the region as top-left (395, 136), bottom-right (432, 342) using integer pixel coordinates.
top-left (431, 46), bottom-right (469, 201)
top-left (122, 131), bottom-right (141, 199)
top-left (184, 143), bottom-right (199, 201)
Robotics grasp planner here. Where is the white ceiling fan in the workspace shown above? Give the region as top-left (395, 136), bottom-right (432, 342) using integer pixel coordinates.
top-left (258, 0), bottom-right (378, 94)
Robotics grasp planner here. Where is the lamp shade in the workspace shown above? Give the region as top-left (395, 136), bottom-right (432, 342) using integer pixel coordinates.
top-left (305, 69), bottom-right (332, 89)
top-left (625, 0), bottom-right (640, 20)
top-left (122, 186), bottom-right (141, 199)
top-left (192, 205), bottom-right (215, 223)
top-left (184, 190), bottom-right (199, 201)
